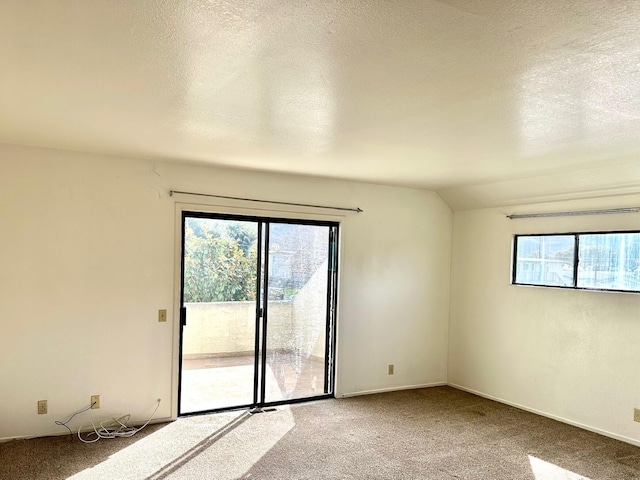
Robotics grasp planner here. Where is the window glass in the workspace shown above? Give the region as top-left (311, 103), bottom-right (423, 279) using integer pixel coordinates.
top-left (514, 235), bottom-right (574, 287)
top-left (577, 233), bottom-right (640, 291)
top-left (513, 231), bottom-right (640, 292)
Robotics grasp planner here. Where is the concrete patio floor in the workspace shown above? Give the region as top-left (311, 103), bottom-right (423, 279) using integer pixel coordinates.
top-left (180, 354), bottom-right (327, 413)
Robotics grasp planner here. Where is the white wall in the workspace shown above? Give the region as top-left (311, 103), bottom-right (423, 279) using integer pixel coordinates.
top-left (0, 143), bottom-right (452, 440)
top-left (449, 196), bottom-right (640, 445)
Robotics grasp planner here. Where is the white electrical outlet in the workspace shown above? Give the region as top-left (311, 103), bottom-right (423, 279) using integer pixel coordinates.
top-left (91, 395), bottom-right (100, 409)
top-left (388, 364), bottom-right (394, 375)
top-left (634, 408), bottom-right (640, 422)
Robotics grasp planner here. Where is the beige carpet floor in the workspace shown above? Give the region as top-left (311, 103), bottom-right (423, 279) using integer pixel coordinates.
top-left (2, 386), bottom-right (640, 479)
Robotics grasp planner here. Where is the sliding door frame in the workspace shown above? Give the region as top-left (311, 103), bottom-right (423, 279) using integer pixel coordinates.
top-left (176, 209), bottom-right (340, 416)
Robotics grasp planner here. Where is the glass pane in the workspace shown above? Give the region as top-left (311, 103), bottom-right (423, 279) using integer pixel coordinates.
top-left (265, 223), bottom-right (330, 402)
top-left (578, 233), bottom-right (640, 291)
top-left (515, 235), bottom-right (574, 287)
top-left (181, 217), bottom-right (258, 413)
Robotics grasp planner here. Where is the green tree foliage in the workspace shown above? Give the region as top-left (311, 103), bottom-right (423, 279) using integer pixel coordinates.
top-left (226, 222), bottom-right (257, 255)
top-left (183, 221), bottom-right (257, 303)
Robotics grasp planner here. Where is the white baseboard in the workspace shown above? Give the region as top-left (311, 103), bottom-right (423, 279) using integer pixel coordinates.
top-left (448, 383), bottom-right (640, 448)
top-left (6, 386), bottom-right (638, 449)
top-left (0, 416), bottom-right (174, 443)
top-left (338, 381), bottom-right (446, 398)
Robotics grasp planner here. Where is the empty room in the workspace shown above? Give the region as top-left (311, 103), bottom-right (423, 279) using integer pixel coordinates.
top-left (2, 1), bottom-right (640, 479)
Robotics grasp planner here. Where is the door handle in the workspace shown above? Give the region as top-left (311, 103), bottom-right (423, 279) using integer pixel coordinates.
top-left (180, 306), bottom-right (187, 326)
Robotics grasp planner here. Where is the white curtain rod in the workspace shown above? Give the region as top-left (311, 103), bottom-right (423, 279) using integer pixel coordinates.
top-left (169, 190), bottom-right (363, 213)
top-left (506, 207), bottom-right (640, 219)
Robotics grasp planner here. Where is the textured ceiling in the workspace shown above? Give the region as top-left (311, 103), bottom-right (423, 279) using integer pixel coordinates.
top-left (2, 1), bottom-right (640, 209)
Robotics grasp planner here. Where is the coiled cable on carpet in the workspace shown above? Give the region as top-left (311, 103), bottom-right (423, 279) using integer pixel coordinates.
top-left (77, 398), bottom-right (162, 443)
top-left (54, 398), bottom-right (161, 443)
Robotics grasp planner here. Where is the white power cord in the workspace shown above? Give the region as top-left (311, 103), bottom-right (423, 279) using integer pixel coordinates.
top-left (77, 398), bottom-right (162, 443)
top-left (55, 401), bottom-right (98, 438)
top-left (55, 398), bottom-right (162, 443)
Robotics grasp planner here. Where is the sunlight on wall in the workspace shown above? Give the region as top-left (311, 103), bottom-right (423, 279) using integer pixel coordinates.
top-left (528, 455), bottom-right (591, 480)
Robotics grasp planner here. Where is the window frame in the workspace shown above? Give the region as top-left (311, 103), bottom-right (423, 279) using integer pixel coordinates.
top-left (512, 230), bottom-right (640, 294)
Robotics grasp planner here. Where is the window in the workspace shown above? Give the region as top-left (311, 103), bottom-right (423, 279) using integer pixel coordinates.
top-left (513, 231), bottom-right (640, 292)
top-left (513, 235), bottom-right (575, 287)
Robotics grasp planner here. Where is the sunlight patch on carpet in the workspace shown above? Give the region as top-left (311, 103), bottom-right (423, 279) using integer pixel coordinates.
top-left (66, 410), bottom-right (249, 480)
top-left (529, 455), bottom-right (591, 480)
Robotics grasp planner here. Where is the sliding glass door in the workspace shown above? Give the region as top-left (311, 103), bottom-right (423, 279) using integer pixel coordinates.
top-left (263, 222), bottom-right (336, 403)
top-left (178, 212), bottom-right (338, 414)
